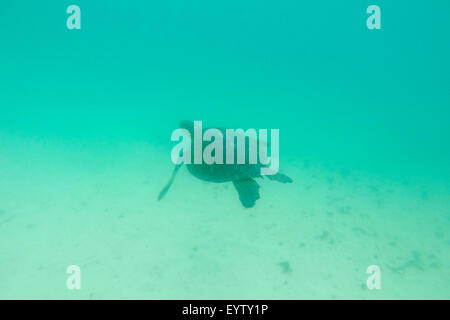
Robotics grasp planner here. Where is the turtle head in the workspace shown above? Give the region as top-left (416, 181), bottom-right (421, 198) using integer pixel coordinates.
top-left (179, 120), bottom-right (195, 134)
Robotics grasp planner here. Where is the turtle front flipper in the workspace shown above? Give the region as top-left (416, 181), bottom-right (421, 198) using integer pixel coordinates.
top-left (232, 179), bottom-right (260, 208)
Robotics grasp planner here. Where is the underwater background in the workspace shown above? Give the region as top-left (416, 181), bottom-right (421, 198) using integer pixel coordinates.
top-left (0, 0), bottom-right (449, 299)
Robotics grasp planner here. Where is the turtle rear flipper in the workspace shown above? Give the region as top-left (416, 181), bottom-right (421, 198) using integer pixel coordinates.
top-left (232, 179), bottom-right (260, 208)
top-left (267, 172), bottom-right (293, 183)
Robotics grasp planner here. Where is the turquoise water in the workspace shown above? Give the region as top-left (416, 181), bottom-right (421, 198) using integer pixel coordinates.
top-left (0, 1), bottom-right (449, 299)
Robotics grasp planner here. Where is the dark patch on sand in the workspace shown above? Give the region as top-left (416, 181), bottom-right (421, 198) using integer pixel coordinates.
top-left (278, 261), bottom-right (292, 274)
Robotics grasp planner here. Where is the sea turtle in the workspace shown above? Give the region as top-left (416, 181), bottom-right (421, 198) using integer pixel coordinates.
top-left (158, 121), bottom-right (293, 208)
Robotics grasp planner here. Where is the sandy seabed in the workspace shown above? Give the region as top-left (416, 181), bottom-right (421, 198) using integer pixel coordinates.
top-left (0, 133), bottom-right (449, 299)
